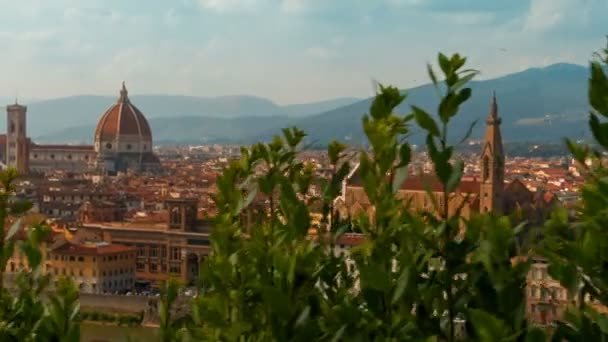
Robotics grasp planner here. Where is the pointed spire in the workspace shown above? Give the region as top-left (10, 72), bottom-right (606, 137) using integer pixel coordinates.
top-left (119, 81), bottom-right (129, 103)
top-left (487, 91), bottom-right (500, 125)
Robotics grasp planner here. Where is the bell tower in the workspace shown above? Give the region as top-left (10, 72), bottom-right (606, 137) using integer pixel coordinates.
top-left (479, 93), bottom-right (504, 214)
top-left (6, 102), bottom-right (29, 174)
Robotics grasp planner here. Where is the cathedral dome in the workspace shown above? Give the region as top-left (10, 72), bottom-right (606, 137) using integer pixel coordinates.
top-left (94, 82), bottom-right (153, 154)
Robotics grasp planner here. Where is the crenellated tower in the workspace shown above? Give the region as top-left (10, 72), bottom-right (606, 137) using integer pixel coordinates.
top-left (479, 93), bottom-right (505, 214)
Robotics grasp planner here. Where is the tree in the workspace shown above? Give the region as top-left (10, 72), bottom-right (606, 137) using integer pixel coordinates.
top-left (0, 169), bottom-right (80, 342)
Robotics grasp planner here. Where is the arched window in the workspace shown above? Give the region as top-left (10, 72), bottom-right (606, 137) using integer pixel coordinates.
top-left (171, 207), bottom-right (181, 226)
top-left (10, 122), bottom-right (15, 133)
top-left (106, 143), bottom-right (112, 150)
top-left (482, 156), bottom-right (490, 181)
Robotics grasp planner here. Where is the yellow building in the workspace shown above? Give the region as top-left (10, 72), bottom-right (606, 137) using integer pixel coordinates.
top-left (47, 241), bottom-right (136, 294)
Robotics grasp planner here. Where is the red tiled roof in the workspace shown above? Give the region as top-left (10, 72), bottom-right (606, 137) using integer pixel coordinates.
top-left (52, 242), bottom-right (135, 256)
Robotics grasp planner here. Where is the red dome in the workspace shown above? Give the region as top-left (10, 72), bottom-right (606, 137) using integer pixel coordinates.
top-left (94, 82), bottom-right (152, 141)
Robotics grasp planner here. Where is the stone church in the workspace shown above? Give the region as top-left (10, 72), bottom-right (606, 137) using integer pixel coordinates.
top-left (335, 95), bottom-right (559, 221)
top-left (0, 83), bottom-right (161, 175)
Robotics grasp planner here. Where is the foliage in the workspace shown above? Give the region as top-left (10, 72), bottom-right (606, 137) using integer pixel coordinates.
top-left (149, 52), bottom-right (555, 342)
top-left (0, 169), bottom-right (80, 341)
top-left (537, 38), bottom-right (608, 340)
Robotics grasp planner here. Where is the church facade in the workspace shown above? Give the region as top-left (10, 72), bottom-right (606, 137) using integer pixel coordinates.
top-left (336, 95), bottom-right (559, 220)
top-left (0, 83), bottom-right (161, 175)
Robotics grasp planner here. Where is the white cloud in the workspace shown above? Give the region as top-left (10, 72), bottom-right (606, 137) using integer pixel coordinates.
top-left (524, 0), bottom-right (592, 32)
top-left (281, 0), bottom-right (305, 12)
top-left (0, 29), bottom-right (56, 42)
top-left (305, 46), bottom-right (335, 59)
top-left (164, 8), bottom-right (179, 27)
top-left (436, 11), bottom-right (495, 26)
top-left (198, 0), bottom-right (258, 12)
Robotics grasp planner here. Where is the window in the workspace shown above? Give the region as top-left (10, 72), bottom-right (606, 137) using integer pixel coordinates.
top-left (126, 144), bottom-right (132, 150)
top-left (150, 264), bottom-right (158, 273)
top-left (170, 247), bottom-right (181, 261)
top-left (482, 156), bottom-right (490, 181)
top-left (136, 262), bottom-right (145, 271)
top-left (150, 246), bottom-right (159, 258)
top-left (10, 122), bottom-right (15, 133)
top-left (93, 257), bottom-right (96, 262)
top-left (106, 143), bottom-right (112, 149)
top-left (79, 270), bottom-right (83, 276)
top-left (84, 155), bottom-right (89, 160)
top-left (50, 154), bottom-right (55, 159)
top-left (69, 256), bottom-right (75, 261)
top-left (67, 154), bottom-right (72, 160)
top-left (170, 207), bottom-right (181, 226)
top-left (33, 154), bottom-right (38, 159)
top-left (169, 265), bottom-right (181, 274)
top-left (78, 256), bottom-right (84, 262)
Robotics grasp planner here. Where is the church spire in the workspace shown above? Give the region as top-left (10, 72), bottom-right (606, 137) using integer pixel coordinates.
top-left (479, 92), bottom-right (505, 214)
top-left (487, 91), bottom-right (501, 124)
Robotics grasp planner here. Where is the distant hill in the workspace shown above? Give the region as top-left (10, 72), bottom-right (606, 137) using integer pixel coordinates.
top-left (255, 63), bottom-right (590, 145)
top-left (0, 94), bottom-right (359, 138)
top-left (35, 116), bottom-right (288, 145)
top-left (282, 97), bottom-right (361, 117)
top-left (32, 63), bottom-right (592, 145)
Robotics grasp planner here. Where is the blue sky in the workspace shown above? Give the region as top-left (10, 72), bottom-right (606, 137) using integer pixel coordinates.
top-left (0, 0), bottom-right (606, 104)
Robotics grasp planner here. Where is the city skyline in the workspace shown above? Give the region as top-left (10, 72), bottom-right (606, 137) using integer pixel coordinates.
top-left (0, 0), bottom-right (606, 104)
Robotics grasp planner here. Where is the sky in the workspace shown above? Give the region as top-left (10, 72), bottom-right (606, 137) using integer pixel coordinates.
top-left (0, 0), bottom-right (606, 104)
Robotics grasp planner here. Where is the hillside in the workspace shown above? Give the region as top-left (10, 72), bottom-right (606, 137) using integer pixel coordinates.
top-left (260, 63), bottom-right (589, 145)
top-left (0, 94), bottom-right (359, 138)
top-left (33, 63), bottom-right (590, 145)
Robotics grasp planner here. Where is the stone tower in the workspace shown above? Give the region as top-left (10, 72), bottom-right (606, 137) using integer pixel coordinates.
top-left (479, 93), bottom-right (504, 214)
top-left (6, 102), bottom-right (29, 174)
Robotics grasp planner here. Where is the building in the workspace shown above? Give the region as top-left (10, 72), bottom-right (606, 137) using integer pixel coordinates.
top-left (94, 82), bottom-right (161, 175)
top-left (6, 103), bottom-right (29, 174)
top-left (47, 241), bottom-right (136, 294)
top-left (0, 82), bottom-right (161, 175)
top-left (4, 218), bottom-right (135, 294)
top-left (335, 94), bottom-right (559, 221)
top-left (78, 198), bottom-right (210, 287)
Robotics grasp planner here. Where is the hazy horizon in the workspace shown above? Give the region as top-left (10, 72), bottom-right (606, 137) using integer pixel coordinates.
top-left (1, 0), bottom-right (606, 104)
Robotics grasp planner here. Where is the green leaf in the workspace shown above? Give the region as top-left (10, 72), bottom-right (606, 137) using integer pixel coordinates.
top-left (459, 119), bottom-right (478, 144)
top-left (391, 266), bottom-right (410, 304)
top-left (413, 106), bottom-right (440, 137)
top-left (392, 166), bottom-right (409, 194)
top-left (438, 53), bottom-right (451, 75)
top-left (446, 160), bottom-right (463, 193)
top-left (427, 64), bottom-right (439, 86)
top-left (5, 218), bottom-right (22, 241)
top-left (468, 309), bottom-right (510, 341)
top-left (330, 325), bottom-right (347, 342)
top-left (450, 71), bottom-right (477, 92)
top-left (589, 113), bottom-right (608, 148)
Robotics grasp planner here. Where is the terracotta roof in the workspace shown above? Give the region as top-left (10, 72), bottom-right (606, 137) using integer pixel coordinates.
top-left (52, 242), bottom-right (135, 256)
top-left (94, 83), bottom-right (152, 141)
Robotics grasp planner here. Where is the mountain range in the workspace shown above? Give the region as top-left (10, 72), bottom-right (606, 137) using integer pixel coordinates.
top-left (3, 63), bottom-right (592, 145)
